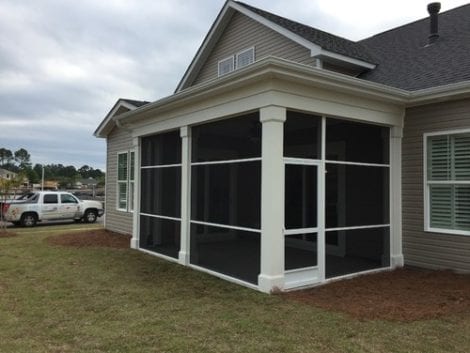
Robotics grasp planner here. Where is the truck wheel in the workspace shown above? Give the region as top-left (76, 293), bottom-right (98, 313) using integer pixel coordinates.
top-left (21, 213), bottom-right (37, 227)
top-left (84, 210), bottom-right (97, 223)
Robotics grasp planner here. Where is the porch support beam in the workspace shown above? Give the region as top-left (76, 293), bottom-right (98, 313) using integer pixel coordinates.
top-left (179, 126), bottom-right (191, 265)
top-left (258, 106), bottom-right (286, 293)
top-left (390, 126), bottom-right (404, 267)
top-left (131, 137), bottom-right (141, 249)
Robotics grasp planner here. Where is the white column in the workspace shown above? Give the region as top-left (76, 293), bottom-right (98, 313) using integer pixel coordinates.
top-left (390, 126), bottom-right (404, 267)
top-left (179, 126), bottom-right (191, 265)
top-left (258, 106), bottom-right (286, 293)
top-left (131, 137), bottom-right (141, 249)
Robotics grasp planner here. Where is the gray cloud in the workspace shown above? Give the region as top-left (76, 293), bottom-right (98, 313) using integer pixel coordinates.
top-left (1, 0), bottom-right (467, 170)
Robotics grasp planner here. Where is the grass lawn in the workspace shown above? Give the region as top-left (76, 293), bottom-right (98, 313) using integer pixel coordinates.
top-left (0, 226), bottom-right (469, 353)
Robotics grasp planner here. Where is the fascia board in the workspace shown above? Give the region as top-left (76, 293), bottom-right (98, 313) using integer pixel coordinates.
top-left (115, 58), bottom-right (409, 127)
top-left (112, 58), bottom-right (470, 130)
top-left (230, 2), bottom-right (321, 53)
top-left (407, 81), bottom-right (470, 106)
top-left (314, 49), bottom-right (376, 69)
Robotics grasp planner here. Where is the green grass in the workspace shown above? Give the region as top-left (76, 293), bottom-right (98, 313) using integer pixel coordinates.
top-left (0, 227), bottom-right (469, 353)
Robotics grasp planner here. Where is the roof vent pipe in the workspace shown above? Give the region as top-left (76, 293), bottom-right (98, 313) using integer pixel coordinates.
top-left (427, 2), bottom-right (441, 44)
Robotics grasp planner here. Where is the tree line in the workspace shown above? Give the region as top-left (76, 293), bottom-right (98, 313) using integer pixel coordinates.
top-left (0, 147), bottom-right (104, 188)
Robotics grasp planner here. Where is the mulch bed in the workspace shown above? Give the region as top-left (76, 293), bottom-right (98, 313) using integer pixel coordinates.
top-left (284, 268), bottom-right (470, 321)
top-left (46, 230), bottom-right (470, 322)
top-left (46, 229), bottom-right (131, 249)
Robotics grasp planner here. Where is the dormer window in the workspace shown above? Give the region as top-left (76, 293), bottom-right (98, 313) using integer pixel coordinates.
top-left (218, 56), bottom-right (235, 76)
top-left (236, 47), bottom-right (255, 69)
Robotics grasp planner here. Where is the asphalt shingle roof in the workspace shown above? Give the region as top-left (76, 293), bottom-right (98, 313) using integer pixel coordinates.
top-left (359, 4), bottom-right (470, 90)
top-left (237, 1), bottom-right (470, 91)
top-left (235, 1), bottom-right (376, 63)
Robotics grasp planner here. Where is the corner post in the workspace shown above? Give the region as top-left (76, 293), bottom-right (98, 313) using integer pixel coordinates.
top-left (179, 126), bottom-right (191, 265)
top-left (258, 106), bottom-right (286, 293)
top-left (390, 126), bottom-right (404, 267)
top-left (131, 137), bottom-right (141, 249)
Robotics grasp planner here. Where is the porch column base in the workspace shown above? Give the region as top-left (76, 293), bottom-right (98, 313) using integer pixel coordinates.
top-left (258, 274), bottom-right (285, 294)
top-left (178, 251), bottom-right (189, 265)
top-left (391, 254), bottom-right (404, 268)
top-left (130, 238), bottom-right (139, 249)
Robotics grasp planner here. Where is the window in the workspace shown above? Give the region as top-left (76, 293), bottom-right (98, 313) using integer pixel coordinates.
top-left (117, 150), bottom-right (135, 212)
top-left (43, 194), bottom-right (58, 204)
top-left (236, 47), bottom-right (254, 69)
top-left (218, 48), bottom-right (256, 77)
top-left (425, 130), bottom-right (470, 235)
top-left (61, 194), bottom-right (77, 204)
top-left (218, 56), bottom-right (234, 77)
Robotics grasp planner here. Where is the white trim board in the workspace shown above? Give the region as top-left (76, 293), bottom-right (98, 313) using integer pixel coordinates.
top-left (423, 128), bottom-right (470, 237)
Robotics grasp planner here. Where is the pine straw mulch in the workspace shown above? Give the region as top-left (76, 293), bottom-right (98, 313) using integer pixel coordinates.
top-left (283, 268), bottom-right (470, 321)
top-left (46, 229), bottom-right (131, 249)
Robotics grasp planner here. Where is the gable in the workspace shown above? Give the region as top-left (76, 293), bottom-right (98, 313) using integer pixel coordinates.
top-left (192, 12), bottom-right (317, 87)
top-left (94, 99), bottom-right (150, 138)
top-left (192, 12), bottom-right (315, 85)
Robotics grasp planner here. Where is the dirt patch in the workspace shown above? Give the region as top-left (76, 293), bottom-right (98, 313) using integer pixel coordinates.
top-left (284, 268), bottom-right (470, 321)
top-left (46, 229), bottom-right (131, 249)
top-left (0, 231), bottom-right (17, 238)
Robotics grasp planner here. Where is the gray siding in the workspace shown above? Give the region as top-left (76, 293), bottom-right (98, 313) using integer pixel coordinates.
top-left (192, 12), bottom-right (316, 86)
top-left (105, 126), bottom-right (134, 235)
top-left (402, 99), bottom-right (470, 273)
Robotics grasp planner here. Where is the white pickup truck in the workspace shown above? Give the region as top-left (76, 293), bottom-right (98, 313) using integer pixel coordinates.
top-left (0, 191), bottom-right (104, 227)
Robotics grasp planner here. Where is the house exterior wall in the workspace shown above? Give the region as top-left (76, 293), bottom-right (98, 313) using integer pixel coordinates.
top-left (105, 126), bottom-right (134, 235)
top-left (402, 98), bottom-right (470, 273)
top-left (192, 12), bottom-right (316, 86)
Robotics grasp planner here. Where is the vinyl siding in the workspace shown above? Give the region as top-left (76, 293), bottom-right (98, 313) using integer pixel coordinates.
top-left (105, 126), bottom-right (134, 235)
top-left (402, 98), bottom-right (470, 273)
top-left (192, 12), bottom-right (316, 86)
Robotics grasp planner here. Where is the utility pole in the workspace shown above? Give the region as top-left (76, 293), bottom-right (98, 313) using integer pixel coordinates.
top-left (41, 165), bottom-right (44, 191)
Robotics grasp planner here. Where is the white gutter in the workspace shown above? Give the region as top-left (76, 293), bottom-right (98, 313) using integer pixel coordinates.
top-left (114, 57), bottom-right (409, 126)
top-left (103, 57), bottom-right (470, 134)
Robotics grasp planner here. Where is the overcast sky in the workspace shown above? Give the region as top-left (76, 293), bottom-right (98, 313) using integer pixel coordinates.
top-left (0, 0), bottom-right (467, 170)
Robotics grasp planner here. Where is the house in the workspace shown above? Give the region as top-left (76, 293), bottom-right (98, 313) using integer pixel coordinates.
top-left (94, 1), bottom-right (470, 293)
top-left (76, 177), bottom-right (99, 189)
top-left (0, 168), bottom-right (17, 181)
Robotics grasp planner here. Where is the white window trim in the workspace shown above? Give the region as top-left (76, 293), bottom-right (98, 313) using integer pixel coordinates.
top-left (423, 128), bottom-right (470, 237)
top-left (218, 55), bottom-right (235, 77)
top-left (235, 47), bottom-right (255, 69)
top-left (116, 149), bottom-right (135, 213)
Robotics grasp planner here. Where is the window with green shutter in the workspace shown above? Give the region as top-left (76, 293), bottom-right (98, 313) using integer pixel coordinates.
top-left (426, 131), bottom-right (470, 235)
